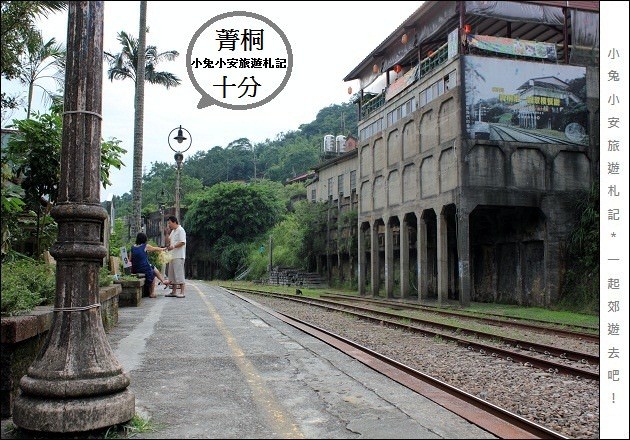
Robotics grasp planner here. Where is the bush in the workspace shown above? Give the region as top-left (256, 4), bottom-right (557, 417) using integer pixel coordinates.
top-left (560, 180), bottom-right (599, 314)
top-left (1, 259), bottom-right (56, 316)
top-left (99, 266), bottom-right (113, 287)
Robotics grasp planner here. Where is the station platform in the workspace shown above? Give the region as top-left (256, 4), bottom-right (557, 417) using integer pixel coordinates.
top-left (8, 281), bottom-right (497, 439)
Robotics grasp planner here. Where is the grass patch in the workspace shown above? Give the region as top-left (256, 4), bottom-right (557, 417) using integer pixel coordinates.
top-left (0, 414), bottom-right (159, 439)
top-left (463, 303), bottom-right (598, 328)
top-left (104, 414), bottom-right (159, 439)
top-left (214, 280), bottom-right (599, 329)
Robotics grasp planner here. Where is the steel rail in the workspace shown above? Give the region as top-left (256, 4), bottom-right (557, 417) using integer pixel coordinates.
top-left (321, 293), bottom-right (599, 340)
top-left (227, 288), bottom-right (568, 440)
top-left (227, 287), bottom-right (599, 380)
top-left (297, 295), bottom-right (599, 365)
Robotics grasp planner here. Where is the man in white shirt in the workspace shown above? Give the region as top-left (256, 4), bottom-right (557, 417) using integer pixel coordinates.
top-left (165, 215), bottom-right (187, 298)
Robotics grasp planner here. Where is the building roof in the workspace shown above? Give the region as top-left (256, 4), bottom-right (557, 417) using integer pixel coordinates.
top-left (285, 171), bottom-right (316, 185)
top-left (343, 1), bottom-right (599, 89)
top-left (313, 149), bottom-right (358, 173)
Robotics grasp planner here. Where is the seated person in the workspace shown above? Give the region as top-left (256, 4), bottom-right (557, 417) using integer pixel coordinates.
top-left (130, 232), bottom-right (166, 298)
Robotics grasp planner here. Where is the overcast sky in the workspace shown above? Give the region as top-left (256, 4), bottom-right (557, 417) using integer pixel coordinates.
top-left (1, 2), bottom-right (624, 203)
top-left (1, 1), bottom-right (422, 200)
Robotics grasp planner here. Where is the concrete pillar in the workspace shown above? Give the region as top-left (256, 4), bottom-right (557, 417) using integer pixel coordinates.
top-left (371, 221), bottom-right (380, 297)
top-left (417, 214), bottom-right (428, 300)
top-left (437, 208), bottom-right (449, 304)
top-left (457, 207), bottom-right (471, 306)
top-left (358, 224), bottom-right (366, 296)
top-left (385, 219), bottom-right (394, 298)
top-left (12, 2), bottom-right (135, 432)
top-left (545, 238), bottom-right (561, 305)
top-left (399, 215), bottom-right (410, 298)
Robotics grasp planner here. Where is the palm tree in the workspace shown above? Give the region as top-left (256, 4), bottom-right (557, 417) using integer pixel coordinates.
top-left (1, 1), bottom-right (66, 121)
top-left (104, 32), bottom-right (180, 86)
top-left (104, 3), bottom-right (181, 236)
top-left (18, 31), bottom-right (65, 119)
top-left (1, 1), bottom-right (67, 79)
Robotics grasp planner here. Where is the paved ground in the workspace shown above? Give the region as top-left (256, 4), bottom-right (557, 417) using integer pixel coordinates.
top-left (2, 281), bottom-right (495, 439)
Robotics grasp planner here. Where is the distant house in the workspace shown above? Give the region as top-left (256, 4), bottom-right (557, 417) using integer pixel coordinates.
top-left (344, 134), bottom-right (358, 151)
top-left (285, 171), bottom-right (315, 186)
top-left (1, 128), bottom-right (19, 149)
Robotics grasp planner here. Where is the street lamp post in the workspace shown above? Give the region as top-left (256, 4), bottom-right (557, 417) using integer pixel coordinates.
top-left (155, 187), bottom-right (168, 246)
top-left (168, 125), bottom-right (192, 222)
top-left (12, 2), bottom-right (135, 432)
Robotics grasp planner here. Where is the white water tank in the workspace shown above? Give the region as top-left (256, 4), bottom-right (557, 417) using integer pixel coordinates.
top-left (323, 134), bottom-right (335, 152)
top-left (336, 135), bottom-right (346, 153)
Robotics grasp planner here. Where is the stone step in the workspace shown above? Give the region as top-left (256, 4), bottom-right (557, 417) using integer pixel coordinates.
top-left (268, 268), bottom-right (326, 288)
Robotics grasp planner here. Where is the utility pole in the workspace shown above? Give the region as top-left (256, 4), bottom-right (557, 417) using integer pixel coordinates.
top-left (268, 235), bottom-right (273, 273)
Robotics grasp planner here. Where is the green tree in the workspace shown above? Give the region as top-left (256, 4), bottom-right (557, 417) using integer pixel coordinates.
top-left (104, 12), bottom-right (181, 237)
top-left (262, 136), bottom-right (319, 182)
top-left (7, 112), bottom-right (62, 256)
top-left (108, 218), bottom-right (128, 257)
top-left (297, 102), bottom-right (357, 139)
top-left (101, 138), bottom-right (127, 189)
top-left (294, 200), bottom-right (328, 272)
top-left (216, 138), bottom-right (253, 182)
top-left (4, 110), bottom-right (127, 257)
top-left (1, 1), bottom-right (65, 117)
top-left (0, 1), bottom-right (66, 79)
top-left (141, 169), bottom-right (203, 215)
top-left (17, 32), bottom-right (65, 119)
top-left (186, 181), bottom-right (284, 245)
top-left (212, 236), bottom-right (250, 279)
top-left (266, 214), bottom-right (306, 269)
top-left (560, 180), bottom-right (599, 313)
top-left (1, 162), bottom-right (26, 259)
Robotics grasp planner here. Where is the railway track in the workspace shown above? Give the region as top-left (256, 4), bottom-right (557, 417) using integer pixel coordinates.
top-left (320, 293), bottom-right (599, 340)
top-left (228, 288), bottom-right (569, 439)
top-left (224, 287), bottom-right (598, 380)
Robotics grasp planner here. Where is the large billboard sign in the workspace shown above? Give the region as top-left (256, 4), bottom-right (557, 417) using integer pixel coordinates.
top-left (464, 56), bottom-right (588, 145)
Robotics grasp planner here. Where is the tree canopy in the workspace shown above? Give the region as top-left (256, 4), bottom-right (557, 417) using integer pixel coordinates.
top-left (1, 1), bottom-right (66, 119)
top-left (104, 30), bottom-right (181, 87)
top-left (1, 1), bottom-right (66, 80)
top-left (2, 108), bottom-right (127, 258)
top-left (185, 180), bottom-right (285, 246)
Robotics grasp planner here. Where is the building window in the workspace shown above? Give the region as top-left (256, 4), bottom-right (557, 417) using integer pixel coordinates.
top-left (387, 109), bottom-right (395, 126)
top-left (418, 70), bottom-right (455, 108)
top-left (350, 170), bottom-right (356, 192)
top-left (360, 117), bottom-right (384, 140)
top-left (401, 97), bottom-right (415, 118)
top-left (327, 177), bottom-right (333, 198)
top-left (338, 174), bottom-right (344, 196)
top-left (311, 189), bottom-right (316, 202)
top-left (386, 97), bottom-right (415, 128)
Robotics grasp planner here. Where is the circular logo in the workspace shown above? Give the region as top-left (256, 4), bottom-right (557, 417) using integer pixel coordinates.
top-left (564, 122), bottom-right (586, 143)
top-left (187, 11), bottom-right (293, 110)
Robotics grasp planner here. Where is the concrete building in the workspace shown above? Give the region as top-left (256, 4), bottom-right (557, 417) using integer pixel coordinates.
top-left (309, 1), bottom-right (599, 307)
top-left (307, 149), bottom-right (359, 282)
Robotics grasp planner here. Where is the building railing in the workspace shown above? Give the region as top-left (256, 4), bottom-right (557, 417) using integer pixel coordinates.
top-left (361, 92), bottom-right (385, 120)
top-left (359, 42), bottom-right (449, 123)
top-left (419, 42), bottom-right (448, 78)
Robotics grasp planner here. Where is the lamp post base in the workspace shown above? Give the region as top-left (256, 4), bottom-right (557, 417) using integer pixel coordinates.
top-left (12, 389), bottom-right (135, 433)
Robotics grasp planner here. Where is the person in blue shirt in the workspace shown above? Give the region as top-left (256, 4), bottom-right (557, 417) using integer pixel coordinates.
top-left (130, 232), bottom-right (167, 298)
